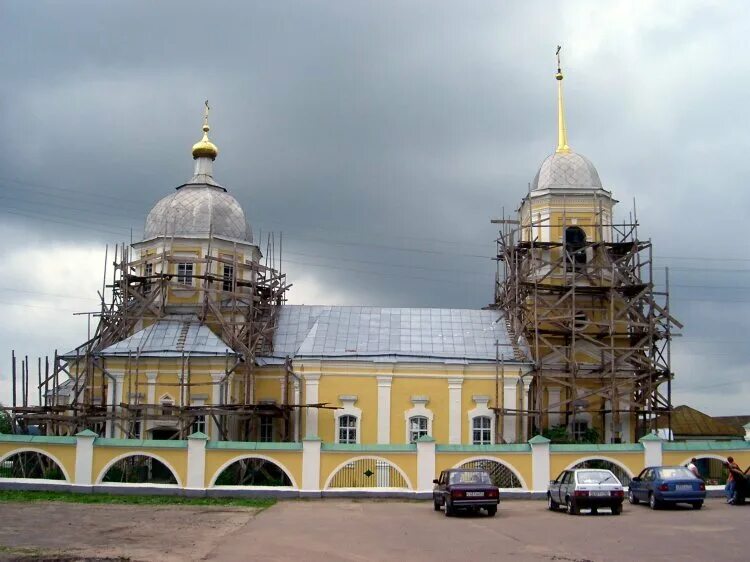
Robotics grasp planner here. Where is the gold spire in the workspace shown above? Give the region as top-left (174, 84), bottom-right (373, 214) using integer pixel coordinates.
top-left (191, 100), bottom-right (219, 160)
top-left (555, 46), bottom-right (570, 154)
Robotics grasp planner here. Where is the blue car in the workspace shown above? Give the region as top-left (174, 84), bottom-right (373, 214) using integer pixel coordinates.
top-left (628, 466), bottom-right (706, 510)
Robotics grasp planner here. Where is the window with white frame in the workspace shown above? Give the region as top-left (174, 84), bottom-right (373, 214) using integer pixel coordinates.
top-left (160, 395), bottom-right (174, 417)
top-left (191, 415), bottom-right (206, 434)
top-left (144, 262), bottom-right (153, 294)
top-left (338, 415), bottom-right (357, 444)
top-left (472, 416), bottom-right (492, 445)
top-left (408, 415), bottom-right (429, 443)
top-left (222, 264), bottom-right (234, 292)
top-left (177, 262), bottom-right (193, 286)
top-left (259, 415), bottom-right (274, 442)
top-left (573, 421), bottom-right (589, 441)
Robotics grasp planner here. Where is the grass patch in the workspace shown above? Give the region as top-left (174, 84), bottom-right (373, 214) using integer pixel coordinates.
top-left (0, 490), bottom-right (275, 509)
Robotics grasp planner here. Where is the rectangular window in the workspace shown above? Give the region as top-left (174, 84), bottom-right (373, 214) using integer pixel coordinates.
top-left (177, 262), bottom-right (193, 286)
top-left (573, 421), bottom-right (589, 441)
top-left (144, 263), bottom-right (153, 294)
top-left (192, 415), bottom-right (206, 435)
top-left (338, 415), bottom-right (357, 444)
top-left (472, 416), bottom-right (492, 445)
top-left (408, 416), bottom-right (429, 443)
top-left (222, 264), bottom-right (234, 292)
top-left (259, 416), bottom-right (273, 442)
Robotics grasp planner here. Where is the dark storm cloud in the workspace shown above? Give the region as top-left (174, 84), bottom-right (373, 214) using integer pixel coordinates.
top-left (1, 1), bottom-right (748, 413)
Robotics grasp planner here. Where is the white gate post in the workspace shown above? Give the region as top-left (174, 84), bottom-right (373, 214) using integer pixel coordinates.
top-left (639, 433), bottom-right (663, 467)
top-left (302, 438), bottom-right (322, 492)
top-left (74, 429), bottom-right (97, 487)
top-left (529, 435), bottom-right (551, 492)
top-left (187, 431), bottom-right (208, 489)
top-left (416, 435), bottom-right (436, 492)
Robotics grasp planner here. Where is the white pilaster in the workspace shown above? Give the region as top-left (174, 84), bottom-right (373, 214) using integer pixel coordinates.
top-left (520, 379), bottom-right (530, 441)
top-left (547, 387), bottom-right (562, 427)
top-left (210, 372), bottom-right (224, 440)
top-left (377, 376), bottom-right (392, 444)
top-left (144, 371), bottom-right (158, 436)
top-left (107, 372), bottom-right (125, 438)
top-left (604, 399), bottom-right (613, 444)
top-left (448, 377), bottom-right (463, 444)
top-left (74, 429), bottom-right (97, 486)
top-left (640, 434), bottom-right (663, 468)
top-left (529, 435), bottom-right (551, 492)
top-left (293, 380), bottom-right (301, 442)
top-left (302, 438), bottom-right (322, 491)
top-left (186, 432), bottom-right (208, 489)
top-left (503, 382), bottom-right (517, 443)
top-left (416, 436), bottom-right (436, 492)
top-left (304, 374), bottom-right (321, 438)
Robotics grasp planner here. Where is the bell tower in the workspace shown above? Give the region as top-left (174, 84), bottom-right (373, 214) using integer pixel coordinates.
top-left (494, 48), bottom-right (679, 443)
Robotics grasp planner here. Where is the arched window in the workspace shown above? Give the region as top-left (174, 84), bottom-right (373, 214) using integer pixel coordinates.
top-left (564, 226), bottom-right (587, 270)
top-left (338, 415), bottom-right (358, 444)
top-left (408, 416), bottom-right (429, 443)
top-left (472, 416), bottom-right (492, 445)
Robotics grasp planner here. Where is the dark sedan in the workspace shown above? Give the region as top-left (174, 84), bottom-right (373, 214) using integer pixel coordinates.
top-left (628, 466), bottom-right (706, 509)
top-left (433, 468), bottom-right (499, 516)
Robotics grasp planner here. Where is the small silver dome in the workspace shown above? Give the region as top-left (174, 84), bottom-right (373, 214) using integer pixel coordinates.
top-left (144, 183), bottom-right (252, 242)
top-left (532, 151), bottom-right (602, 191)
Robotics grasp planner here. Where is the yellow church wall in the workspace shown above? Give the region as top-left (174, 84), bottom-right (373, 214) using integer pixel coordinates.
top-left (204, 448), bottom-right (303, 488)
top-left (92, 445), bottom-right (188, 486)
top-left (435, 452), bottom-right (532, 489)
top-left (254, 375), bottom-right (284, 402)
top-left (317, 375), bottom-right (379, 444)
top-left (390, 376), bottom-right (450, 444)
top-left (320, 451), bottom-right (418, 490)
top-left (0, 441), bottom-right (77, 482)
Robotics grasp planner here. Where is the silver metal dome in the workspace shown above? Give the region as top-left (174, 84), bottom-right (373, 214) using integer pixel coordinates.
top-left (531, 151), bottom-right (602, 191)
top-left (144, 183), bottom-right (252, 242)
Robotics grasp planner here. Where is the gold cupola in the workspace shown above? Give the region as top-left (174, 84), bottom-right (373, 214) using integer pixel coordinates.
top-left (191, 101), bottom-right (219, 160)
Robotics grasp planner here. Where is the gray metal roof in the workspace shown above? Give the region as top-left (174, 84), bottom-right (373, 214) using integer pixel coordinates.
top-left (264, 306), bottom-right (527, 364)
top-left (96, 316), bottom-right (239, 358)
top-left (532, 151), bottom-right (602, 191)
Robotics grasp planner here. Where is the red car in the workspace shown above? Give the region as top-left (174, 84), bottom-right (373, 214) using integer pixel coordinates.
top-left (433, 468), bottom-right (499, 516)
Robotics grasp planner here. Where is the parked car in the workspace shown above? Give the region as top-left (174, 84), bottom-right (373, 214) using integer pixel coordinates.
top-left (628, 466), bottom-right (706, 510)
top-left (548, 469), bottom-right (624, 515)
top-left (433, 468), bottom-right (499, 517)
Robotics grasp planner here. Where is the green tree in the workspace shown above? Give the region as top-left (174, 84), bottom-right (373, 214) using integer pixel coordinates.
top-left (0, 406), bottom-right (13, 434)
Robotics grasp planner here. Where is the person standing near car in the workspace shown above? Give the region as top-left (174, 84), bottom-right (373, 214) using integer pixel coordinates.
top-left (725, 456), bottom-right (740, 504)
top-left (687, 458), bottom-right (700, 479)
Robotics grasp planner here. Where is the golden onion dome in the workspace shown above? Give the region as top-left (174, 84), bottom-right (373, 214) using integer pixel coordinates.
top-left (192, 123), bottom-right (219, 160)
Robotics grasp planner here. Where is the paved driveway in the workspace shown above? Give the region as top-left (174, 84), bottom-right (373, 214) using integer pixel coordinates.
top-left (0, 498), bottom-right (747, 561)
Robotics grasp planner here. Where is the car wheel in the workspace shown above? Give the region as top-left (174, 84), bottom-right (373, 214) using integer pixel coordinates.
top-left (611, 504), bottom-right (622, 516)
top-left (628, 490), bottom-right (639, 505)
top-left (649, 493), bottom-right (660, 510)
top-left (433, 497), bottom-right (441, 511)
top-left (566, 497), bottom-right (578, 515)
top-left (692, 501), bottom-right (703, 510)
top-left (548, 494), bottom-right (559, 511)
top-left (444, 499), bottom-right (453, 517)
top-left (487, 506), bottom-right (497, 517)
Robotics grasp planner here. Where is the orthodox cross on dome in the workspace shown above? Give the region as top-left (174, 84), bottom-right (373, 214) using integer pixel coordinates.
top-left (192, 99), bottom-right (219, 160)
top-left (203, 99), bottom-right (210, 130)
top-left (555, 45), bottom-right (571, 154)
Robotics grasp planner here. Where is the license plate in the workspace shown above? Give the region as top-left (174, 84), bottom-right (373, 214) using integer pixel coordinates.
top-left (466, 491), bottom-right (484, 497)
top-left (676, 485), bottom-right (692, 491)
top-left (590, 491), bottom-right (610, 497)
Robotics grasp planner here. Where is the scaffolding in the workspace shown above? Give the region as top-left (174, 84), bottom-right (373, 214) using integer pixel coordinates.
top-left (492, 201), bottom-right (682, 442)
top-left (6, 234), bottom-right (334, 441)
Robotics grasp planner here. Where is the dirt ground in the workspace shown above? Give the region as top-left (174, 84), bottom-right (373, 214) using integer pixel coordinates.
top-left (0, 498), bottom-right (748, 561)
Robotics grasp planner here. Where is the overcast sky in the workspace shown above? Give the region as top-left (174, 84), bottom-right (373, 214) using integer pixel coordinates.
top-left (1, 0), bottom-right (748, 416)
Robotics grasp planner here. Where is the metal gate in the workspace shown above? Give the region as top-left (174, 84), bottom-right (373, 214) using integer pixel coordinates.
top-left (459, 459), bottom-right (522, 488)
top-left (101, 455), bottom-right (178, 484)
top-left (328, 458), bottom-right (408, 488)
top-left (571, 459), bottom-right (631, 487)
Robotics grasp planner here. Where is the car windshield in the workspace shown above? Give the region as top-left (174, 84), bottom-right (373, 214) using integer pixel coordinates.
top-left (449, 471), bottom-right (491, 485)
top-left (658, 467), bottom-right (695, 480)
top-left (576, 470), bottom-right (618, 485)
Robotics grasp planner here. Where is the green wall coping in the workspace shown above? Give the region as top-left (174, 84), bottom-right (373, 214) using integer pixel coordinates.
top-left (0, 434), bottom-right (76, 445)
top-left (663, 440), bottom-right (750, 451)
top-left (639, 433), bottom-right (663, 442)
top-left (321, 443), bottom-right (417, 453)
top-left (436, 444), bottom-right (531, 453)
top-left (206, 441), bottom-right (303, 451)
top-left (94, 438), bottom-right (188, 449)
top-left (75, 429), bottom-right (98, 438)
top-left (528, 435), bottom-right (551, 444)
top-left (550, 443), bottom-right (643, 453)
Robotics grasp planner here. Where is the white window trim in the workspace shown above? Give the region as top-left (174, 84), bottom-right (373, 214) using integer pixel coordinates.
top-left (467, 395), bottom-right (495, 445)
top-left (404, 396), bottom-right (433, 443)
top-left (334, 395), bottom-right (362, 444)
